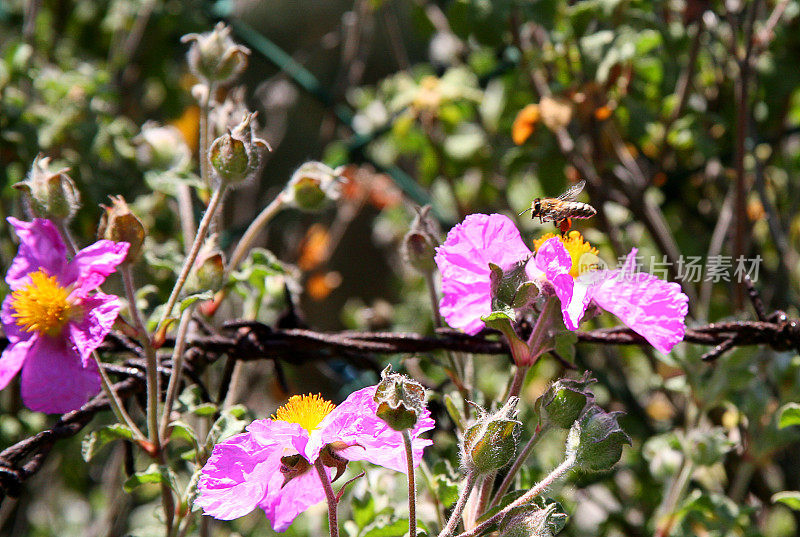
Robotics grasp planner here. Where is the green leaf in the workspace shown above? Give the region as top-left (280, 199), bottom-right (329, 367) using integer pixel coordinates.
top-left (123, 463), bottom-right (178, 493)
top-left (81, 424), bottom-right (134, 462)
top-left (168, 420), bottom-right (199, 450)
top-left (352, 492), bottom-right (376, 529)
top-left (778, 403), bottom-right (800, 429)
top-left (179, 290), bottom-right (213, 311)
top-left (190, 402), bottom-right (218, 417)
top-left (444, 393), bottom-right (466, 431)
top-left (772, 491), bottom-right (800, 511)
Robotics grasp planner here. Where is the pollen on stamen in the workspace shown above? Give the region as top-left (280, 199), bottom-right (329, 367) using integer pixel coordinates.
top-left (272, 393), bottom-right (336, 433)
top-left (10, 270), bottom-right (74, 337)
top-left (533, 230), bottom-right (599, 278)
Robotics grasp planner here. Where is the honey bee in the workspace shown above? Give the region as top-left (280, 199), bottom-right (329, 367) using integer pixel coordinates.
top-left (520, 180), bottom-right (596, 234)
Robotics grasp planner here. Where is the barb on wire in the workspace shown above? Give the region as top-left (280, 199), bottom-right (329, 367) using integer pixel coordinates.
top-left (0, 307), bottom-right (799, 501)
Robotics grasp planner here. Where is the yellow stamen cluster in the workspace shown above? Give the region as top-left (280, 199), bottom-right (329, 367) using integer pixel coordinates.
top-left (533, 231), bottom-right (599, 278)
top-left (10, 270), bottom-right (74, 337)
top-left (273, 394), bottom-right (336, 433)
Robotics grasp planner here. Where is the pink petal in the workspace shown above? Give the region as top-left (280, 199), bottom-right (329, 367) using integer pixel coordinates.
top-left (20, 336), bottom-right (100, 413)
top-left (528, 237), bottom-right (574, 323)
top-left (247, 419), bottom-right (310, 459)
top-left (259, 462), bottom-right (330, 532)
top-left (1, 294), bottom-right (31, 343)
top-left (313, 385), bottom-right (435, 473)
top-left (592, 249), bottom-right (689, 354)
top-left (6, 218), bottom-right (68, 289)
top-left (0, 337), bottom-right (34, 391)
top-left (435, 214), bottom-right (532, 335)
top-left (195, 431), bottom-right (280, 520)
top-left (67, 293), bottom-right (121, 367)
top-left (66, 240), bottom-right (130, 294)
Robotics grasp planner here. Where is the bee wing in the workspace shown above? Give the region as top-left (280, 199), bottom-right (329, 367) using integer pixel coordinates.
top-left (557, 180), bottom-right (586, 202)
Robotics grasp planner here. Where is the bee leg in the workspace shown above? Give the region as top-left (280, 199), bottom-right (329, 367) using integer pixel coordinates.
top-left (558, 218), bottom-right (572, 236)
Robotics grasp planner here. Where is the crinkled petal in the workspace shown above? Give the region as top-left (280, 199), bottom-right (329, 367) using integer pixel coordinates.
top-left (435, 214), bottom-right (532, 335)
top-left (67, 293), bottom-right (121, 367)
top-left (247, 419), bottom-right (309, 459)
top-left (66, 240), bottom-right (130, 294)
top-left (312, 385), bottom-right (435, 473)
top-left (259, 462), bottom-right (330, 532)
top-left (20, 336), bottom-right (100, 413)
top-left (6, 218), bottom-right (68, 289)
top-left (0, 336), bottom-right (34, 392)
top-left (528, 237), bottom-right (574, 319)
top-left (195, 431), bottom-right (281, 520)
top-left (592, 249), bottom-right (689, 354)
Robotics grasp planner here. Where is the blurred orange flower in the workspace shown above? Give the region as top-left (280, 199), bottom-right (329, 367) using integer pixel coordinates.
top-left (512, 103), bottom-right (540, 145)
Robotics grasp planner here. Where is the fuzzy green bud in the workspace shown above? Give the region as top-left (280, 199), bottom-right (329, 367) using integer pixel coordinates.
top-left (401, 205), bottom-right (440, 273)
top-left (182, 22), bottom-right (250, 84)
top-left (14, 155), bottom-right (81, 221)
top-left (461, 397), bottom-right (521, 474)
top-left (373, 365), bottom-right (426, 431)
top-left (286, 162), bottom-right (344, 212)
top-left (97, 196), bottom-right (146, 263)
top-left (187, 235), bottom-right (226, 293)
top-left (538, 372), bottom-right (595, 429)
top-left (569, 405), bottom-right (631, 472)
top-left (498, 501), bottom-right (568, 537)
top-left (208, 112), bottom-right (269, 186)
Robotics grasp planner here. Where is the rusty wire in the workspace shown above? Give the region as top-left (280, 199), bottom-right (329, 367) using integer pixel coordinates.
top-left (0, 307), bottom-right (798, 502)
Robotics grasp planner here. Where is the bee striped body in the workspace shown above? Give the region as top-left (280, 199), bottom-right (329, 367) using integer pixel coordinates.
top-left (521, 180), bottom-right (596, 234)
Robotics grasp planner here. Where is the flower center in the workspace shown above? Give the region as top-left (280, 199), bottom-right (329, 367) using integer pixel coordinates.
top-left (273, 394), bottom-right (335, 433)
top-left (10, 270), bottom-right (75, 337)
top-left (533, 231), bottom-right (599, 278)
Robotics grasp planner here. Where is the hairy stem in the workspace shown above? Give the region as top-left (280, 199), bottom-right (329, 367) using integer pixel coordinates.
top-left (491, 423), bottom-right (550, 506)
top-left (439, 471), bottom-right (477, 537)
top-left (121, 265), bottom-right (160, 451)
top-left (402, 430), bottom-right (417, 536)
top-left (455, 454), bottom-right (575, 537)
top-left (92, 351), bottom-right (146, 441)
top-left (158, 307), bottom-right (193, 442)
top-left (227, 191), bottom-right (286, 274)
top-left (315, 459), bottom-right (340, 537)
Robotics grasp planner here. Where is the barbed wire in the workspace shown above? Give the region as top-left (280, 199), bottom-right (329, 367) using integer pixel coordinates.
top-left (0, 303), bottom-right (798, 502)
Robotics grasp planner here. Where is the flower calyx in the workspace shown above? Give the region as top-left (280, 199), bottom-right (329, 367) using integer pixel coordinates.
top-left (373, 365), bottom-right (427, 431)
top-left (498, 499), bottom-right (568, 537)
top-left (285, 162), bottom-right (345, 212)
top-left (536, 371), bottom-right (596, 429)
top-left (279, 453), bottom-right (311, 488)
top-left (182, 22), bottom-right (250, 85)
top-left (401, 205), bottom-right (440, 274)
top-left (208, 112), bottom-right (269, 187)
top-left (98, 195), bottom-right (146, 263)
top-left (15, 155), bottom-right (81, 222)
top-left (567, 405), bottom-right (631, 472)
top-left (461, 397), bottom-right (521, 474)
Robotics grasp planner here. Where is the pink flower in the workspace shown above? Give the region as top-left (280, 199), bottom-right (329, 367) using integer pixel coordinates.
top-left (0, 218), bottom-right (129, 413)
top-left (533, 232), bottom-right (688, 354)
top-left (195, 387), bottom-right (435, 532)
top-left (435, 213), bottom-right (573, 335)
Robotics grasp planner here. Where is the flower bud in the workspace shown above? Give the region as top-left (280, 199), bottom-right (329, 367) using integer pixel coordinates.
top-left (538, 372), bottom-right (595, 429)
top-left (499, 501), bottom-right (568, 537)
top-left (186, 234), bottom-right (226, 293)
top-left (373, 365), bottom-right (426, 431)
top-left (208, 112), bottom-right (269, 186)
top-left (182, 22), bottom-right (250, 84)
top-left (401, 205), bottom-right (440, 274)
top-left (14, 155), bottom-right (81, 221)
top-left (286, 162), bottom-right (344, 212)
top-left (569, 405), bottom-right (631, 472)
top-left (135, 122), bottom-right (191, 171)
top-left (461, 397), bottom-right (521, 474)
top-left (97, 196), bottom-right (146, 263)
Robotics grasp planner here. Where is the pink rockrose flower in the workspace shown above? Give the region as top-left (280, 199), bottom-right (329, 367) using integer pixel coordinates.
top-left (0, 218), bottom-right (129, 413)
top-left (435, 213), bottom-right (573, 335)
top-left (195, 387), bottom-right (435, 532)
top-left (533, 231), bottom-right (689, 354)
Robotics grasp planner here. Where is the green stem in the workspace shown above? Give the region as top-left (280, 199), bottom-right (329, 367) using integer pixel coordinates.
top-left (315, 459), bottom-right (340, 537)
top-left (402, 430), bottom-right (417, 537)
top-left (199, 83), bottom-right (214, 191)
top-left (158, 307), bottom-right (193, 442)
top-left (438, 471), bottom-right (477, 537)
top-left (121, 265), bottom-right (160, 450)
top-left (227, 191), bottom-right (286, 274)
top-left (507, 365), bottom-right (529, 400)
top-left (490, 423), bottom-right (550, 507)
top-left (155, 186), bottom-right (226, 337)
top-left (91, 351), bottom-right (146, 441)
top-left (455, 454), bottom-right (575, 537)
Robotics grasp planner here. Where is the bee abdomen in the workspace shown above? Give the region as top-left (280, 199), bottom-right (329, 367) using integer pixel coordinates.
top-left (566, 202), bottom-right (597, 219)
